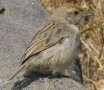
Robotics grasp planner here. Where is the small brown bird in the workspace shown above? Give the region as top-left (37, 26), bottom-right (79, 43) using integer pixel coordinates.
top-left (5, 4), bottom-right (90, 83)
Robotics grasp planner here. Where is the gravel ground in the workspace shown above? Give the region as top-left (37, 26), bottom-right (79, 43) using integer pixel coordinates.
top-left (0, 0), bottom-right (86, 90)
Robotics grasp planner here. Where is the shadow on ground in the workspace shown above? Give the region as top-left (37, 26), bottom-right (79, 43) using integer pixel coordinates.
top-left (11, 72), bottom-right (44, 90)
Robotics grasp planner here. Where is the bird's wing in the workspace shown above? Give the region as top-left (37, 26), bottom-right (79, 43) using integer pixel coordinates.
top-left (20, 20), bottom-right (70, 64)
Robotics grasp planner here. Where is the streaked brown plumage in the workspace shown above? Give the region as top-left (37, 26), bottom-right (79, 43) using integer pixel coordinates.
top-left (5, 4), bottom-right (90, 83)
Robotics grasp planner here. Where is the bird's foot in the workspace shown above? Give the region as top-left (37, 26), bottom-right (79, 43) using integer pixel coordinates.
top-left (48, 72), bottom-right (70, 78)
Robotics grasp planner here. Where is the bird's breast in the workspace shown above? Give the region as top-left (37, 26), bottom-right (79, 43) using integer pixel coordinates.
top-left (43, 37), bottom-right (77, 67)
top-left (58, 38), bottom-right (77, 61)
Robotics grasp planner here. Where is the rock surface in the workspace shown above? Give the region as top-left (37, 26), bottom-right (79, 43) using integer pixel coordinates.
top-left (0, 0), bottom-right (86, 90)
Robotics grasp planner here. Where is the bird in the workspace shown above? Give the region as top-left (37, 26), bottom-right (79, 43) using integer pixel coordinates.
top-left (5, 4), bottom-right (90, 83)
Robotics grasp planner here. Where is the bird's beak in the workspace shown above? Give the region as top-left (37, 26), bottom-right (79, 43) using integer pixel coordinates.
top-left (77, 12), bottom-right (92, 23)
top-left (75, 12), bottom-right (92, 29)
top-left (81, 12), bottom-right (92, 17)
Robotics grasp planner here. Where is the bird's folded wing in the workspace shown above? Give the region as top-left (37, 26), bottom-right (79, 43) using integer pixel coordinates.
top-left (20, 20), bottom-right (70, 64)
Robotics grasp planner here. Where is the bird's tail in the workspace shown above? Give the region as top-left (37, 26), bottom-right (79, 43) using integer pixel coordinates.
top-left (4, 64), bottom-right (26, 84)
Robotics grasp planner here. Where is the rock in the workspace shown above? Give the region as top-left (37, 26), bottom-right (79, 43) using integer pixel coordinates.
top-left (0, 0), bottom-right (86, 90)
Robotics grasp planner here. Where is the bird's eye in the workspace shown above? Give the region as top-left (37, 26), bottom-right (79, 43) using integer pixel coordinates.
top-left (74, 11), bottom-right (79, 15)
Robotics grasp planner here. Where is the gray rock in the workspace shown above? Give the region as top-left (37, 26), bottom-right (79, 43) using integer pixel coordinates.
top-left (0, 0), bottom-right (86, 90)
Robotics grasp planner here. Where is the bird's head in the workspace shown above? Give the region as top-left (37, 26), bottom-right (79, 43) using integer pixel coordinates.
top-left (52, 4), bottom-right (91, 29)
